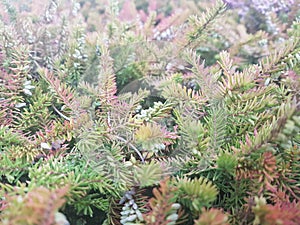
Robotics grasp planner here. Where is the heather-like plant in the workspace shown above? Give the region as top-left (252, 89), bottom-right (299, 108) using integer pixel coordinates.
top-left (225, 0), bottom-right (300, 33)
top-left (0, 185), bottom-right (69, 225)
top-left (0, 0), bottom-right (299, 224)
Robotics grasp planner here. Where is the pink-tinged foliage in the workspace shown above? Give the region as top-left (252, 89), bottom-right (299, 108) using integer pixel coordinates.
top-left (42, 69), bottom-right (80, 114)
top-left (0, 98), bottom-right (14, 126)
top-left (0, 186), bottom-right (69, 225)
top-left (143, 178), bottom-right (181, 225)
top-left (0, 70), bottom-right (24, 97)
top-left (119, 0), bottom-right (138, 22)
top-left (137, 0), bottom-right (163, 23)
top-left (0, 0), bottom-right (299, 224)
top-left (253, 198), bottom-right (300, 225)
top-left (161, 125), bottom-right (179, 145)
top-left (194, 208), bottom-right (229, 225)
top-left (0, 68), bottom-right (25, 126)
top-left (98, 46), bottom-right (118, 107)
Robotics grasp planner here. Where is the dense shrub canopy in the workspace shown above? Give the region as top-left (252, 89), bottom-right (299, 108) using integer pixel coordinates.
top-left (0, 0), bottom-right (299, 224)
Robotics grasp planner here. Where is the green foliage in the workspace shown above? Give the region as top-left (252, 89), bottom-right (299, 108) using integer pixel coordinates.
top-left (217, 152), bottom-right (237, 176)
top-left (206, 102), bottom-right (228, 153)
top-left (27, 154), bottom-right (113, 216)
top-left (183, 0), bottom-right (227, 49)
top-left (14, 86), bottom-right (53, 134)
top-left (134, 161), bottom-right (164, 187)
top-left (175, 176), bottom-right (218, 215)
top-left (80, 141), bottom-right (135, 193)
top-left (0, 0), bottom-right (299, 224)
top-left (0, 126), bottom-right (25, 149)
top-left (0, 154), bottom-right (29, 183)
